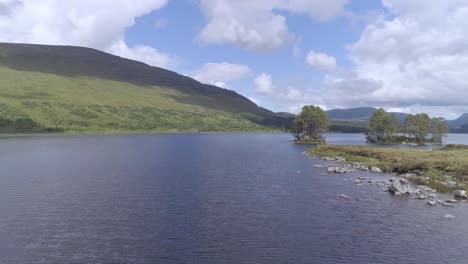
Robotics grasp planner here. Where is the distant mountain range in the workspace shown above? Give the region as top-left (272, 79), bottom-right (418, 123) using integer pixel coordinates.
top-left (324, 107), bottom-right (468, 133)
top-left (326, 107), bottom-right (409, 123)
top-left (0, 42), bottom-right (292, 133)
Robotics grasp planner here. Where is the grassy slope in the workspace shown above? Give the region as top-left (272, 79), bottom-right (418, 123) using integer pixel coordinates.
top-left (308, 144), bottom-right (468, 191)
top-left (0, 66), bottom-right (275, 133)
top-left (0, 43), bottom-right (292, 133)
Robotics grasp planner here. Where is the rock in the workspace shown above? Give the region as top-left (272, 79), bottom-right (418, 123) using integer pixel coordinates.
top-left (312, 164), bottom-right (325, 168)
top-left (328, 166), bottom-right (354, 174)
top-left (387, 178), bottom-right (412, 195)
top-left (415, 185), bottom-right (431, 191)
top-left (443, 214), bottom-right (455, 219)
top-left (354, 179), bottom-right (363, 185)
top-left (428, 193), bottom-right (436, 198)
top-left (445, 180), bottom-right (457, 187)
top-left (445, 199), bottom-right (459, 204)
top-left (442, 202), bottom-right (455, 207)
top-left (394, 191), bottom-right (402, 196)
top-left (400, 173), bottom-right (414, 178)
top-left (357, 176), bottom-right (367, 180)
top-left (416, 194), bottom-right (427, 200)
top-left (338, 194), bottom-right (350, 200)
top-left (336, 156), bottom-right (346, 162)
top-left (371, 166), bottom-right (383, 173)
top-left (426, 200), bottom-right (436, 206)
top-left (453, 190), bottom-right (467, 199)
top-left (436, 200), bottom-right (444, 204)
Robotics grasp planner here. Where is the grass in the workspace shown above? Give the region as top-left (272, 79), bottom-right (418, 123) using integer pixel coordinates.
top-left (0, 66), bottom-right (282, 133)
top-left (0, 43), bottom-right (293, 133)
top-left (307, 144), bottom-right (468, 191)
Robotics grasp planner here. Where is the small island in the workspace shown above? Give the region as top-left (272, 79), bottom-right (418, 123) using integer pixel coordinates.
top-left (365, 108), bottom-right (448, 144)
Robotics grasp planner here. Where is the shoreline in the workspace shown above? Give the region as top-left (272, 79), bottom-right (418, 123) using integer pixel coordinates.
top-left (306, 144), bottom-right (468, 194)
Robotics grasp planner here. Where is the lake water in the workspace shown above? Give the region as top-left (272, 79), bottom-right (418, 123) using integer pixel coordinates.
top-left (1, 133), bottom-right (468, 263)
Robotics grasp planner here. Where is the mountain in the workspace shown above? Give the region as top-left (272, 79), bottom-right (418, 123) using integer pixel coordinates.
top-left (0, 43), bottom-right (292, 133)
top-left (325, 107), bottom-right (410, 133)
top-left (326, 107), bottom-right (408, 123)
top-left (275, 112), bottom-right (297, 118)
top-left (326, 107), bottom-right (378, 122)
top-left (448, 113), bottom-right (468, 128)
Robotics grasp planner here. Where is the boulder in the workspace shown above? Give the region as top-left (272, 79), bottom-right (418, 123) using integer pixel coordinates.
top-left (354, 179), bottom-right (363, 185)
top-left (443, 214), bottom-right (455, 219)
top-left (426, 200), bottom-right (436, 206)
top-left (338, 194), bottom-right (350, 200)
top-left (328, 166), bottom-right (354, 173)
top-left (336, 156), bottom-right (346, 162)
top-left (453, 190), bottom-right (467, 199)
top-left (387, 178), bottom-right (412, 195)
top-left (371, 166), bottom-right (383, 173)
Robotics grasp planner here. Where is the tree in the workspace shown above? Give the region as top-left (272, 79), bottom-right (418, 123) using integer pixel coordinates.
top-left (292, 105), bottom-right (329, 143)
top-left (430, 117), bottom-right (449, 144)
top-left (404, 113), bottom-right (431, 143)
top-left (366, 108), bottom-right (400, 143)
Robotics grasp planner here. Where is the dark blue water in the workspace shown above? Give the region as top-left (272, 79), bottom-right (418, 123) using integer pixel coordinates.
top-left (1, 133), bottom-right (468, 263)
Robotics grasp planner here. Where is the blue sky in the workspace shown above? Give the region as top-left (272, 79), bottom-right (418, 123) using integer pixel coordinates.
top-left (1, 0), bottom-right (468, 118)
top-left (122, 0), bottom-right (385, 113)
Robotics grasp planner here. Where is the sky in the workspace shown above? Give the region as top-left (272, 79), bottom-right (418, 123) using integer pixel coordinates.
top-left (0, 0), bottom-right (467, 119)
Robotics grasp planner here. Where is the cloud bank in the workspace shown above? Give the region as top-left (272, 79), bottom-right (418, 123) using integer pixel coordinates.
top-left (198, 0), bottom-right (349, 51)
top-left (0, 0), bottom-right (175, 68)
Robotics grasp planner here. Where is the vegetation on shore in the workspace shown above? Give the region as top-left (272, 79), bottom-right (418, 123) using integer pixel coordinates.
top-left (307, 144), bottom-right (468, 191)
top-left (292, 105), bottom-right (329, 143)
top-left (366, 108), bottom-right (448, 144)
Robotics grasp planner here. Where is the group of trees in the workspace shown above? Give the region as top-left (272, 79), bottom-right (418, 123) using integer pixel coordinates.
top-left (291, 105), bottom-right (329, 143)
top-left (291, 105), bottom-right (448, 145)
top-left (366, 108), bottom-right (448, 144)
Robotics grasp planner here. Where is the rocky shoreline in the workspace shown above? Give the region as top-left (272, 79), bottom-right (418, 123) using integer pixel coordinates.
top-left (306, 152), bottom-right (467, 213)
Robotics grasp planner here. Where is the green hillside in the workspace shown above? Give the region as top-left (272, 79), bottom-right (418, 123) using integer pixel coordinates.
top-left (0, 43), bottom-right (292, 133)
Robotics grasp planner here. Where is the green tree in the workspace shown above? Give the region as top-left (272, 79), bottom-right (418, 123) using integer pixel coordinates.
top-left (389, 115), bottom-right (401, 136)
top-left (430, 117), bottom-right (449, 144)
top-left (292, 105), bottom-right (329, 143)
top-left (404, 113), bottom-right (431, 143)
top-left (366, 108), bottom-right (399, 143)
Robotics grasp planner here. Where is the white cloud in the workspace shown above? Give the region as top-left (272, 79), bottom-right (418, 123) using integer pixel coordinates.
top-left (306, 50), bottom-right (337, 71)
top-left (198, 0), bottom-right (349, 51)
top-left (318, 0), bottom-right (468, 118)
top-left (254, 73), bottom-right (276, 95)
top-left (193, 62), bottom-right (252, 87)
top-left (107, 40), bottom-right (176, 69)
top-left (0, 0), bottom-right (175, 68)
